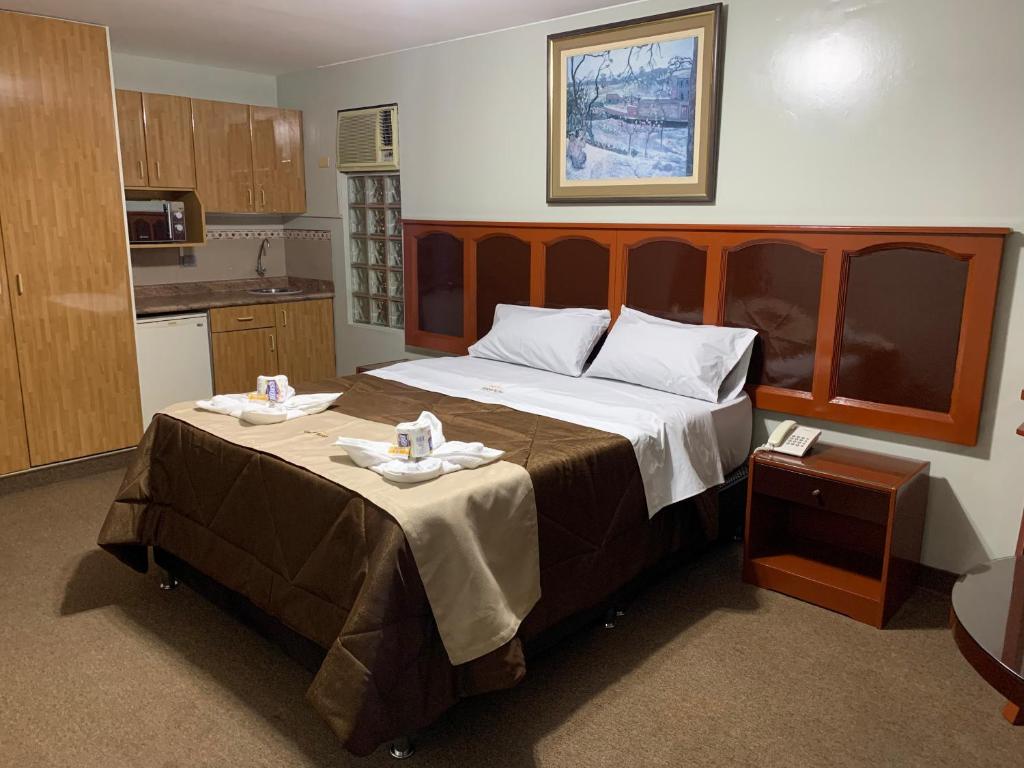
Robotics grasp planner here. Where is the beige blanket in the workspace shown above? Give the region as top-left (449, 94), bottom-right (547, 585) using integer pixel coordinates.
top-left (161, 401), bottom-right (540, 665)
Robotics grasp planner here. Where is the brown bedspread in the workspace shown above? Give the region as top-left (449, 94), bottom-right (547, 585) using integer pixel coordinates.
top-left (98, 374), bottom-right (718, 755)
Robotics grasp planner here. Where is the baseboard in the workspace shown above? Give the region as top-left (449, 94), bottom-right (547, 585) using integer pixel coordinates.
top-left (917, 562), bottom-right (960, 596)
top-left (0, 449), bottom-right (132, 496)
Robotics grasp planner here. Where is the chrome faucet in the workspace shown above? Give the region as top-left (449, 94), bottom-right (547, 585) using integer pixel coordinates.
top-left (256, 237), bottom-right (270, 278)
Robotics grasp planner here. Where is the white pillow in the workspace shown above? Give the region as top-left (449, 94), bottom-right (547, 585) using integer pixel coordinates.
top-left (468, 304), bottom-right (610, 377)
top-left (584, 306), bottom-right (757, 403)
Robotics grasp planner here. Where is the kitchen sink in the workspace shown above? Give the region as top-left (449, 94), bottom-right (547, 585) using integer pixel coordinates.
top-left (248, 287), bottom-right (303, 295)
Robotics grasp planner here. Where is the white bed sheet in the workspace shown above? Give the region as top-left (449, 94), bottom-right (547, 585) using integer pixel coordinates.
top-left (368, 356), bottom-right (752, 516)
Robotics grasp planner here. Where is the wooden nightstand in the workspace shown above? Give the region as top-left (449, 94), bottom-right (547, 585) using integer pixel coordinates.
top-left (355, 359), bottom-right (409, 374)
top-left (743, 444), bottom-right (929, 628)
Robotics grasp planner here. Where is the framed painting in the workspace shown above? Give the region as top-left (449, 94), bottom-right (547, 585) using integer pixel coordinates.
top-left (547, 4), bottom-right (724, 204)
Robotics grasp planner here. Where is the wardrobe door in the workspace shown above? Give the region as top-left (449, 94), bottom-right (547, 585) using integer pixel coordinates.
top-left (142, 92), bottom-right (196, 188)
top-left (192, 98), bottom-right (255, 212)
top-left (115, 89), bottom-right (149, 187)
top-left (0, 11), bottom-right (142, 466)
top-left (0, 218), bottom-right (29, 475)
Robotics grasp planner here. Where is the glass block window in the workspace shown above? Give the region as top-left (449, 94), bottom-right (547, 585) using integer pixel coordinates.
top-left (348, 173), bottom-right (403, 328)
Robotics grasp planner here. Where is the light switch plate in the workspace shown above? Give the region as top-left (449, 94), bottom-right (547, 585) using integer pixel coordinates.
top-left (318, 155), bottom-right (331, 168)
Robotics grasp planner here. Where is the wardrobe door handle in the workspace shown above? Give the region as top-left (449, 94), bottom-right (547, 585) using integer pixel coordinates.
top-left (137, 160), bottom-right (144, 179)
top-left (15, 273), bottom-right (24, 296)
top-left (155, 160), bottom-right (161, 179)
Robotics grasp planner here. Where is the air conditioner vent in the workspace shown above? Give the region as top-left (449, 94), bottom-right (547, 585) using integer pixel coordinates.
top-left (337, 105), bottom-right (399, 172)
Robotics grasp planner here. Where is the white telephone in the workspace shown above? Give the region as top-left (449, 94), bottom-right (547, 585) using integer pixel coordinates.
top-left (764, 419), bottom-right (821, 457)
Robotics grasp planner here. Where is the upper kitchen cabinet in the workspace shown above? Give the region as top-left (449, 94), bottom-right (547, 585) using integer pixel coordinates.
top-left (115, 90), bottom-right (148, 187)
top-left (116, 89), bottom-right (196, 188)
top-left (251, 106), bottom-right (307, 213)
top-left (193, 98), bottom-right (256, 212)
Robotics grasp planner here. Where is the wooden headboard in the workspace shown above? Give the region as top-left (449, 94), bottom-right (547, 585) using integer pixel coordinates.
top-left (400, 220), bottom-right (1010, 445)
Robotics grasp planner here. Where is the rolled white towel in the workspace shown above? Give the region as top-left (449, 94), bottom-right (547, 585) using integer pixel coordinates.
top-left (335, 411), bottom-right (503, 484)
top-left (195, 391), bottom-right (341, 424)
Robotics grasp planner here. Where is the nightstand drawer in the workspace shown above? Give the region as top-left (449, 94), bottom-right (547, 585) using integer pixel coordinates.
top-left (209, 304), bottom-right (276, 332)
top-left (753, 464), bottom-right (889, 524)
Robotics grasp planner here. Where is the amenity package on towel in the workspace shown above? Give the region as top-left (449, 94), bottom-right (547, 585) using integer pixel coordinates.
top-left (145, 401), bottom-right (539, 666)
top-left (368, 356), bottom-right (728, 516)
top-left (336, 410), bottom-right (504, 483)
top-left (195, 391), bottom-right (341, 424)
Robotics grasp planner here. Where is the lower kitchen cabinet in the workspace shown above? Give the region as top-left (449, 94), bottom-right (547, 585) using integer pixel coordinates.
top-left (274, 299), bottom-right (336, 385)
top-left (211, 327), bottom-right (278, 395)
top-left (209, 298), bottom-right (336, 394)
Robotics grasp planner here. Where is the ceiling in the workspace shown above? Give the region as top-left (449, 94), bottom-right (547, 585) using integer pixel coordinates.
top-left (7, 0), bottom-right (624, 75)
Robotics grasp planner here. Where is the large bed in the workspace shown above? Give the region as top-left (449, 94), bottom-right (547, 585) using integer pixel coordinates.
top-left (98, 356), bottom-right (751, 756)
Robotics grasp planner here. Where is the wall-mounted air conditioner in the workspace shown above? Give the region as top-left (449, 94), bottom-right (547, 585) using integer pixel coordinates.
top-left (336, 104), bottom-right (399, 172)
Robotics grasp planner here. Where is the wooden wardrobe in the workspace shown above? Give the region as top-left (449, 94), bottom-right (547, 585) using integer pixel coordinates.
top-left (0, 11), bottom-right (142, 473)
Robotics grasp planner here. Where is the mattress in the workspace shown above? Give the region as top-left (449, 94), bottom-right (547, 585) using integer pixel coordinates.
top-left (370, 355), bottom-right (753, 475)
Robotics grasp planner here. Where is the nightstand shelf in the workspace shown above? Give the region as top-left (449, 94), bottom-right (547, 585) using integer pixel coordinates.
top-left (744, 444), bottom-right (929, 628)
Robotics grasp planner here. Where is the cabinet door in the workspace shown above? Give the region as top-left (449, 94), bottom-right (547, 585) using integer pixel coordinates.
top-left (0, 12), bottom-right (142, 466)
top-left (251, 106), bottom-right (306, 213)
top-left (0, 220), bottom-right (29, 475)
top-left (211, 328), bottom-right (279, 395)
top-left (193, 98), bottom-right (255, 212)
top-left (116, 89), bottom-right (149, 187)
top-left (142, 92), bottom-right (196, 188)
top-left (275, 299), bottom-right (336, 385)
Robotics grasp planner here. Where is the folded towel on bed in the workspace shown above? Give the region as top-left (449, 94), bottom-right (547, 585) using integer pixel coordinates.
top-left (335, 410), bottom-right (503, 483)
top-left (195, 392), bottom-right (341, 424)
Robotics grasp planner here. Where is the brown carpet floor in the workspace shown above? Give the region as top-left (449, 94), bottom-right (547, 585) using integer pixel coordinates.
top-left (1, 465), bottom-right (1021, 768)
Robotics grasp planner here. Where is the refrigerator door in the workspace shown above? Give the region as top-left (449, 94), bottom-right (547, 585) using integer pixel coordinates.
top-left (135, 313), bottom-right (213, 426)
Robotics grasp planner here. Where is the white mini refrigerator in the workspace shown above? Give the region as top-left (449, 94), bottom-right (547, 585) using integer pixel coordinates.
top-left (135, 313), bottom-right (213, 426)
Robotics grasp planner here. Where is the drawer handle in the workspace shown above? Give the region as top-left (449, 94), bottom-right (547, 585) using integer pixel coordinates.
top-left (811, 488), bottom-right (822, 499)
top-left (235, 315), bottom-right (255, 322)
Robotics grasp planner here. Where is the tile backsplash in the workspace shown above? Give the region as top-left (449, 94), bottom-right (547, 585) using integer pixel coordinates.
top-left (131, 226), bottom-right (332, 286)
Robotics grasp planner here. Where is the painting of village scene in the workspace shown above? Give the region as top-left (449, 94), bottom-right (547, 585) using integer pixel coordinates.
top-left (547, 5), bottom-right (723, 203)
top-left (564, 34), bottom-right (699, 182)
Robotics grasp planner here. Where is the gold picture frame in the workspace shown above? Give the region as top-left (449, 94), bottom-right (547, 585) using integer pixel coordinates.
top-left (547, 4), bottom-right (724, 204)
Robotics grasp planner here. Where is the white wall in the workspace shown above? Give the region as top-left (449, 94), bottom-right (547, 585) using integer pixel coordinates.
top-left (111, 52), bottom-right (277, 105)
top-left (277, 0), bottom-right (1024, 572)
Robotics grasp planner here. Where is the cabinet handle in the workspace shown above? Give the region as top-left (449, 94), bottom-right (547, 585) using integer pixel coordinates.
top-left (269, 333), bottom-right (276, 352)
top-left (235, 315), bottom-right (255, 322)
top-left (15, 273), bottom-right (23, 296)
top-left (811, 488), bottom-right (822, 499)
top-left (281, 309), bottom-right (287, 327)
top-left (247, 188), bottom-right (253, 208)
top-left (155, 160), bottom-right (161, 179)
top-left (137, 160), bottom-right (144, 179)
top-left (260, 188), bottom-right (266, 206)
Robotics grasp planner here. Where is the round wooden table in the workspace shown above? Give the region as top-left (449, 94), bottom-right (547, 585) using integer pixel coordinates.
top-left (951, 556), bottom-right (1024, 724)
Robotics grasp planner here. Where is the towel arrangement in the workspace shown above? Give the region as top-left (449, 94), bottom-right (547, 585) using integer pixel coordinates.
top-left (336, 411), bottom-right (504, 483)
top-left (196, 375), bottom-right (341, 425)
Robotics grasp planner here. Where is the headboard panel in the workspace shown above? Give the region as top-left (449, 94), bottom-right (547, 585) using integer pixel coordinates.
top-left (402, 220), bottom-right (1009, 445)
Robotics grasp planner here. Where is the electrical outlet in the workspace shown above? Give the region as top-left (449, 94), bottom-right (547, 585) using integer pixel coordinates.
top-left (179, 250), bottom-right (197, 268)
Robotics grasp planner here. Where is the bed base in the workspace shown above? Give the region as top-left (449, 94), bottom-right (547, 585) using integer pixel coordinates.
top-left (151, 465), bottom-right (749, 757)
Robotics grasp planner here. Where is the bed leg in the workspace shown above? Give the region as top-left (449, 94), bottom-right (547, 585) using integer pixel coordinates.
top-left (603, 606), bottom-right (617, 629)
top-left (158, 569), bottom-right (179, 591)
top-left (388, 736), bottom-right (415, 759)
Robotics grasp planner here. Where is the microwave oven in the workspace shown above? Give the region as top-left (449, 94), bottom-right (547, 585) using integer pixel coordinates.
top-left (126, 200), bottom-right (187, 244)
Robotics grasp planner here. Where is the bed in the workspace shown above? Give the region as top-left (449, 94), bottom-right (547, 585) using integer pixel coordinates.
top-left (98, 355), bottom-right (752, 756)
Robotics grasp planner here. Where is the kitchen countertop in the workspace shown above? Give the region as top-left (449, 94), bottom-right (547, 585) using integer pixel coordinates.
top-left (134, 277), bottom-right (334, 316)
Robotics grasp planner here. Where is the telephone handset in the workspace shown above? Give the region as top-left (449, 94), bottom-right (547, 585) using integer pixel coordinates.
top-left (764, 419), bottom-right (821, 457)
